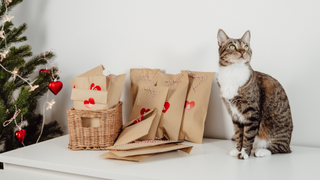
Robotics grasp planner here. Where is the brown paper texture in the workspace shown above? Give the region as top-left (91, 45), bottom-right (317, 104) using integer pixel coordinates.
top-left (107, 74), bottom-right (126, 108)
top-left (130, 68), bottom-right (161, 107)
top-left (70, 65), bottom-right (126, 110)
top-left (113, 110), bottom-right (157, 146)
top-left (108, 143), bottom-right (193, 157)
top-left (71, 89), bottom-right (108, 110)
top-left (71, 65), bottom-right (105, 87)
top-left (179, 71), bottom-right (215, 144)
top-left (130, 85), bottom-right (169, 140)
top-left (108, 140), bottom-right (184, 151)
top-left (100, 152), bottom-right (153, 162)
top-left (156, 73), bottom-right (189, 140)
top-left (122, 108), bottom-right (155, 129)
top-left (73, 76), bottom-right (107, 91)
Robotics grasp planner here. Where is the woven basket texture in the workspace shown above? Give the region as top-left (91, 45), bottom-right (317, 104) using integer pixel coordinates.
top-left (67, 101), bottom-right (123, 150)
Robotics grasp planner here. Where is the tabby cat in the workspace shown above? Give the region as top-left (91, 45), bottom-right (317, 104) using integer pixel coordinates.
top-left (216, 29), bottom-right (293, 160)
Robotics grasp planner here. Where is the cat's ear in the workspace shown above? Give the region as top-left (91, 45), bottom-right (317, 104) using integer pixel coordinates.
top-left (241, 30), bottom-right (251, 44)
top-left (217, 29), bottom-right (229, 46)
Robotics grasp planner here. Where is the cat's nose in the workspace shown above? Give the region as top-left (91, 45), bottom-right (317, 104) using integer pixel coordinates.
top-left (239, 50), bottom-right (245, 54)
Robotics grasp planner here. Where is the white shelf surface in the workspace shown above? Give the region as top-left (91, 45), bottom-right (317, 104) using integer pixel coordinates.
top-left (0, 135), bottom-right (320, 180)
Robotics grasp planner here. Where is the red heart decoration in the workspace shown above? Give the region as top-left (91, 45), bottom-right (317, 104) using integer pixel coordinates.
top-left (134, 115), bottom-right (144, 124)
top-left (140, 108), bottom-right (150, 115)
top-left (84, 98), bottom-right (95, 109)
top-left (90, 83), bottom-right (101, 91)
top-left (15, 129), bottom-right (26, 144)
top-left (48, 81), bottom-right (63, 95)
top-left (185, 101), bottom-right (195, 111)
top-left (73, 85), bottom-right (76, 88)
top-left (162, 102), bottom-right (170, 113)
top-left (39, 69), bottom-right (51, 75)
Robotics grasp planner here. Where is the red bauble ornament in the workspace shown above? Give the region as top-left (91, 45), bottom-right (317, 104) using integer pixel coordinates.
top-left (15, 129), bottom-right (26, 144)
top-left (39, 69), bottom-right (51, 75)
top-left (48, 81), bottom-right (63, 95)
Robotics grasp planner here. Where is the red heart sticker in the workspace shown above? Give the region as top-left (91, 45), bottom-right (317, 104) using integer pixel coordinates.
top-left (90, 83), bottom-right (101, 91)
top-left (134, 115), bottom-right (144, 124)
top-left (73, 85), bottom-right (76, 88)
top-left (140, 108), bottom-right (150, 115)
top-left (84, 98), bottom-right (95, 109)
top-left (162, 102), bottom-right (170, 113)
top-left (185, 101), bottom-right (195, 111)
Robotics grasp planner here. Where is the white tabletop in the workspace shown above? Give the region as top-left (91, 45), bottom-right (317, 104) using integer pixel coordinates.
top-left (0, 135), bottom-right (320, 180)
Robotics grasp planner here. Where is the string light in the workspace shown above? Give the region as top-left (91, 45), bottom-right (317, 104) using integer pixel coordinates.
top-left (46, 99), bottom-right (55, 110)
top-left (11, 67), bottom-right (18, 80)
top-left (6, 0), bottom-right (12, 6)
top-left (0, 30), bottom-right (5, 39)
top-left (3, 15), bottom-right (14, 23)
top-left (28, 84), bottom-right (39, 92)
top-left (0, 50), bottom-right (9, 62)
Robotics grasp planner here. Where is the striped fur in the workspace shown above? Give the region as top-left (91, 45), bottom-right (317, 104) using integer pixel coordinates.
top-left (217, 29), bottom-right (293, 160)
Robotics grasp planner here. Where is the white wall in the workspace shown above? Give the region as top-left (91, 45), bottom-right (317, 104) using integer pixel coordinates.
top-left (11, 0), bottom-right (320, 147)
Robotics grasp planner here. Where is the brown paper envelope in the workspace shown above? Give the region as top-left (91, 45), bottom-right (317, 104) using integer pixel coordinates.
top-left (130, 68), bottom-right (161, 107)
top-left (100, 152), bottom-right (153, 162)
top-left (130, 85), bottom-right (169, 140)
top-left (109, 143), bottom-right (193, 157)
top-left (113, 110), bottom-right (157, 146)
top-left (179, 71), bottom-right (215, 144)
top-left (71, 89), bottom-right (108, 104)
top-left (107, 140), bottom-right (184, 151)
top-left (156, 73), bottom-right (189, 140)
top-left (107, 74), bottom-right (126, 108)
top-left (122, 109), bottom-right (155, 129)
top-left (73, 101), bottom-right (109, 111)
top-left (73, 76), bottom-right (107, 91)
top-left (71, 65), bottom-right (105, 87)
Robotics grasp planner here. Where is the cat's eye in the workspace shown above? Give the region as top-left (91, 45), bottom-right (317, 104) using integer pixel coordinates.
top-left (229, 45), bottom-right (235, 50)
top-left (244, 45), bottom-right (249, 51)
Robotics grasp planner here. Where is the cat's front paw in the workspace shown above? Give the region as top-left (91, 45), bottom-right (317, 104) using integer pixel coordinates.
top-left (229, 149), bottom-right (240, 157)
top-left (237, 148), bottom-right (249, 160)
top-left (254, 149), bottom-right (271, 158)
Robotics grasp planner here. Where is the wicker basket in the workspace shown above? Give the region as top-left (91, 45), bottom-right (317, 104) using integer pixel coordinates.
top-left (67, 101), bottom-right (123, 150)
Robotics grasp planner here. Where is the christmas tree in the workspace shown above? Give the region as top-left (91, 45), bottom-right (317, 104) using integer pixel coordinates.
top-left (0, 0), bottom-right (63, 154)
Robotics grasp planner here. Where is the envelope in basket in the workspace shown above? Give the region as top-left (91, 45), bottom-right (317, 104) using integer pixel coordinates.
top-left (71, 88), bottom-right (108, 110)
top-left (71, 65), bottom-right (105, 88)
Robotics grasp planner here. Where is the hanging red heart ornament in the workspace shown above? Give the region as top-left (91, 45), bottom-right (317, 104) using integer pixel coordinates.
top-left (39, 69), bottom-right (51, 75)
top-left (15, 129), bottom-right (26, 144)
top-left (48, 81), bottom-right (63, 95)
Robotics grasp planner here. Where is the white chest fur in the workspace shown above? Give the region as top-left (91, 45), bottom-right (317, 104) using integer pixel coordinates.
top-left (217, 62), bottom-right (251, 99)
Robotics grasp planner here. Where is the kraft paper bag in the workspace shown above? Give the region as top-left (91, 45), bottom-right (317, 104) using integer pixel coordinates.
top-left (108, 143), bottom-right (193, 157)
top-left (179, 71), bottom-right (215, 144)
top-left (130, 68), bottom-right (161, 107)
top-left (100, 153), bottom-right (153, 162)
top-left (71, 65), bottom-right (105, 88)
top-left (156, 73), bottom-right (189, 140)
top-left (108, 139), bottom-right (184, 151)
top-left (113, 109), bottom-right (157, 146)
top-left (122, 108), bottom-right (155, 129)
top-left (71, 89), bottom-right (108, 110)
top-left (73, 76), bottom-right (107, 90)
top-left (107, 73), bottom-right (126, 108)
top-left (130, 85), bottom-right (169, 140)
